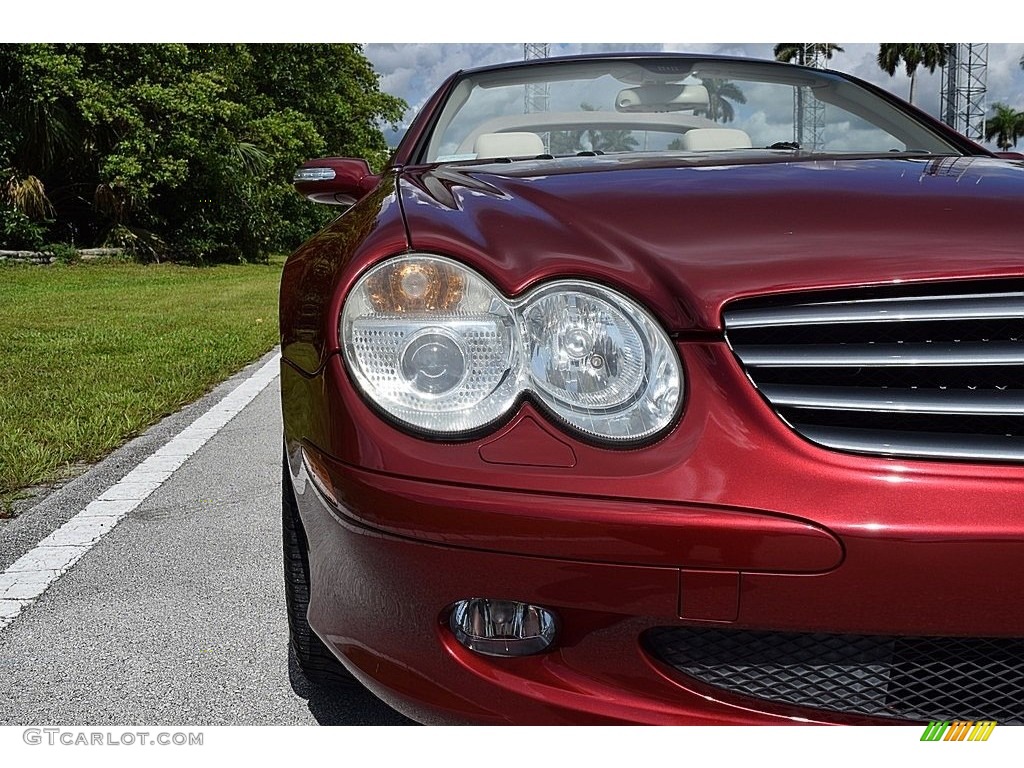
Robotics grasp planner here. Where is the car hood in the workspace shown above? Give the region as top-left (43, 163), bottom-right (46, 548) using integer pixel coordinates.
top-left (399, 153), bottom-right (1024, 332)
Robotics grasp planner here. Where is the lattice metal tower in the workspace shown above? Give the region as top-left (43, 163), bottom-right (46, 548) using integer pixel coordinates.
top-left (524, 44), bottom-right (551, 151)
top-left (794, 44), bottom-right (827, 150)
top-left (940, 44), bottom-right (988, 142)
top-left (524, 44), bottom-right (551, 113)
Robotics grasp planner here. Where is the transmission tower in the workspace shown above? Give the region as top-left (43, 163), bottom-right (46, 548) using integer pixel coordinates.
top-left (940, 44), bottom-right (988, 142)
top-left (524, 44), bottom-right (551, 151)
top-left (794, 44), bottom-right (827, 150)
top-left (524, 44), bottom-right (551, 114)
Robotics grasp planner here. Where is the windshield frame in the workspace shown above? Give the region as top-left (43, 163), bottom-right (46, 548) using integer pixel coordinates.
top-left (400, 53), bottom-right (986, 168)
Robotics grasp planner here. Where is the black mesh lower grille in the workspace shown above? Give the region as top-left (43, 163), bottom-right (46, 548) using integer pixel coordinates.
top-left (645, 627), bottom-right (1024, 724)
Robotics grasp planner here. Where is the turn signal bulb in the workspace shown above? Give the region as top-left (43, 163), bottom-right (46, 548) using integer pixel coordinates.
top-left (366, 260), bottom-right (465, 312)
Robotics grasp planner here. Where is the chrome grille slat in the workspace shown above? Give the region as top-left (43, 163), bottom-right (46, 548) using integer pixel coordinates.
top-left (724, 284), bottom-right (1024, 463)
top-left (739, 342), bottom-right (1024, 368)
top-left (760, 384), bottom-right (1024, 415)
top-left (726, 292), bottom-right (1024, 328)
top-left (799, 426), bottom-right (1024, 462)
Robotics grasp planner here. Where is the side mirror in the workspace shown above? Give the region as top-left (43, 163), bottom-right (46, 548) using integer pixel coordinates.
top-left (993, 151), bottom-right (1024, 161)
top-left (293, 157), bottom-right (380, 206)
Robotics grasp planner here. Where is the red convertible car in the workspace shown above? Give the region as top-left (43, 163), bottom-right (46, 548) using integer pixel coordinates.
top-left (280, 53), bottom-right (1024, 725)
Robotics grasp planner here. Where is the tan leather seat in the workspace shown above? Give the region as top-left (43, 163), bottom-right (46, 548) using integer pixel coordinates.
top-left (473, 132), bottom-right (545, 159)
top-left (679, 128), bottom-right (752, 151)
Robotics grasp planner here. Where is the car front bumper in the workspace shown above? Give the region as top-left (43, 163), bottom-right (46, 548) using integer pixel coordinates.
top-left (289, 459), bottom-right (836, 725)
top-left (282, 341), bottom-right (1024, 725)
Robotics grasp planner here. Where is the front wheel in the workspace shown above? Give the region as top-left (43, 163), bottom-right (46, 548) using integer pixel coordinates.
top-left (282, 453), bottom-right (357, 686)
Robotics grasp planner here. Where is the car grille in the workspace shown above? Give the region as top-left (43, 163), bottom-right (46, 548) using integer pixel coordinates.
top-left (644, 627), bottom-right (1024, 723)
top-left (723, 283), bottom-right (1024, 462)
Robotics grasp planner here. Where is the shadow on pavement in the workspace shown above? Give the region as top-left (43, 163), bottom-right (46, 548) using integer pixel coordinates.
top-left (288, 650), bottom-right (417, 726)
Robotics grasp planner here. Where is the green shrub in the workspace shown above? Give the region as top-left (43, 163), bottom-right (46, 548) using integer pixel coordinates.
top-left (1, 206), bottom-right (49, 250)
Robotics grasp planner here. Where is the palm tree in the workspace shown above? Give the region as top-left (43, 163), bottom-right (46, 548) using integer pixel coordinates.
top-left (590, 128), bottom-right (639, 153)
top-left (549, 129), bottom-right (584, 155)
top-left (696, 79), bottom-right (747, 124)
top-left (877, 43), bottom-right (948, 106)
top-left (774, 44), bottom-right (844, 65)
top-left (548, 103), bottom-right (640, 154)
top-left (984, 102), bottom-right (1024, 151)
top-left (3, 172), bottom-right (52, 220)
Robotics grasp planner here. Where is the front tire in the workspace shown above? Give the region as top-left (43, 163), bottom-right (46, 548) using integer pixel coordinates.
top-left (282, 453), bottom-right (357, 686)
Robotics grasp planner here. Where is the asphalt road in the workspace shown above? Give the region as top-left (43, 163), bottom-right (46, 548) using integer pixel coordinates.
top-left (0, 351), bottom-right (413, 726)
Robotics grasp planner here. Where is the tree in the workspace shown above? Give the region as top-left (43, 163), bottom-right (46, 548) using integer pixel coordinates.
top-left (877, 43), bottom-right (948, 106)
top-left (0, 44), bottom-right (405, 261)
top-left (549, 103), bottom-right (639, 154)
top-left (984, 102), bottom-right (1024, 151)
top-left (773, 44), bottom-right (844, 65)
top-left (696, 79), bottom-right (746, 124)
top-left (549, 129), bottom-right (584, 156)
top-left (590, 128), bottom-right (639, 152)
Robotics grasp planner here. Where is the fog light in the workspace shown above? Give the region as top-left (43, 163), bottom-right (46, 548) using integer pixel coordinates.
top-left (449, 598), bottom-right (557, 657)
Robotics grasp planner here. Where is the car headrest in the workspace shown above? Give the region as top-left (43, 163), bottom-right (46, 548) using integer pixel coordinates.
top-left (473, 132), bottom-right (545, 159)
top-left (679, 128), bottom-right (753, 151)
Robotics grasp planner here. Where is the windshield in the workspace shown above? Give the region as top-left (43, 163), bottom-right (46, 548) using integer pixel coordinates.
top-left (422, 58), bottom-right (963, 163)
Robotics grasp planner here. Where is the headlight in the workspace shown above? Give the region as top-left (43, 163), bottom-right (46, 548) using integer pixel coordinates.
top-left (341, 254), bottom-right (682, 444)
top-left (521, 283), bottom-right (682, 441)
top-left (342, 256), bottom-right (519, 434)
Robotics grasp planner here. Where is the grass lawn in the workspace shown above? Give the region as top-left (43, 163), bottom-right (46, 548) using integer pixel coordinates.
top-left (0, 258), bottom-right (284, 515)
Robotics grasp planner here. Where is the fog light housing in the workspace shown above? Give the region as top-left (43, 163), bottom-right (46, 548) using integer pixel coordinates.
top-left (449, 598), bottom-right (557, 657)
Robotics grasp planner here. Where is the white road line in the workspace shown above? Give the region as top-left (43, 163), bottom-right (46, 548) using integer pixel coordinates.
top-left (0, 352), bottom-right (281, 632)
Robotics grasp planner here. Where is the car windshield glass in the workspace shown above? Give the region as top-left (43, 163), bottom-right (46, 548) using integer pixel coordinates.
top-left (422, 58), bottom-right (963, 163)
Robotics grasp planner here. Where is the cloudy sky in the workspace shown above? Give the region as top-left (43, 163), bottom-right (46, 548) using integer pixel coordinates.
top-left (7, 4), bottom-right (1023, 153)
top-left (363, 43), bottom-right (1024, 152)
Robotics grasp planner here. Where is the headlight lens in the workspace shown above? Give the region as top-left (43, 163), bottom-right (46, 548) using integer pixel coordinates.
top-left (341, 255), bottom-right (682, 443)
top-left (523, 288), bottom-right (645, 409)
top-left (522, 283), bottom-right (682, 441)
top-left (342, 257), bottom-right (519, 434)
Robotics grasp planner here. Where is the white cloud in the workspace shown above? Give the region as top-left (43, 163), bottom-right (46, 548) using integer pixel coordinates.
top-left (366, 43), bottom-right (1024, 151)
